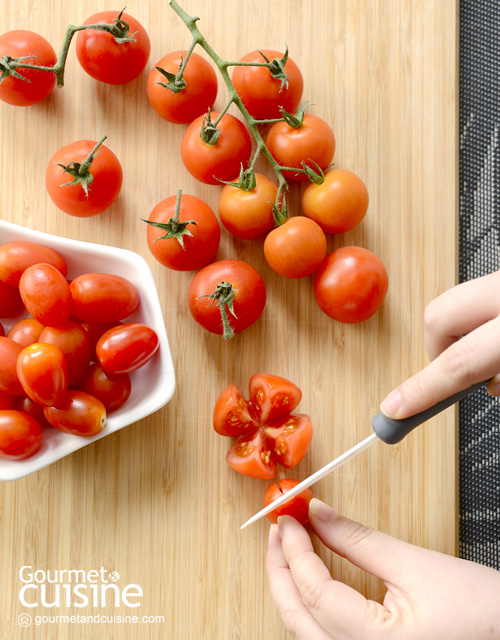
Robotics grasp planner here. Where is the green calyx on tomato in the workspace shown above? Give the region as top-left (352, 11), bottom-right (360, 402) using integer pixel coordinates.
top-left (55, 134), bottom-right (107, 197)
top-left (278, 102), bottom-right (311, 129)
top-left (0, 55), bottom-right (33, 83)
top-left (142, 190), bottom-right (197, 250)
top-left (154, 59), bottom-right (187, 94)
top-left (106, 9), bottom-right (138, 44)
top-left (301, 159), bottom-right (326, 185)
top-left (258, 47), bottom-right (290, 92)
top-left (199, 109), bottom-right (221, 146)
top-left (218, 165), bottom-right (257, 192)
top-left (198, 281), bottom-right (237, 340)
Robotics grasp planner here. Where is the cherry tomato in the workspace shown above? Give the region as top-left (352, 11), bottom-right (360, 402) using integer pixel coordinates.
top-left (0, 30), bottom-right (56, 106)
top-left (0, 279), bottom-right (24, 318)
top-left (15, 395), bottom-right (53, 429)
top-left (80, 320), bottom-right (121, 355)
top-left (266, 114), bottom-right (336, 181)
top-left (39, 322), bottom-right (91, 386)
top-left (263, 478), bottom-right (314, 525)
top-left (0, 240), bottom-right (67, 286)
top-left (78, 364), bottom-right (131, 412)
top-left (0, 322), bottom-right (3, 337)
top-left (145, 193), bottom-right (220, 271)
top-left (231, 49), bottom-right (303, 120)
top-left (44, 390), bottom-right (106, 437)
top-left (0, 390), bottom-right (15, 410)
top-left (181, 112), bottom-right (252, 185)
top-left (75, 11), bottom-right (150, 85)
top-left (218, 173), bottom-right (278, 240)
top-left (264, 217), bottom-right (327, 278)
top-left (314, 246), bottom-right (389, 323)
top-left (147, 50), bottom-right (218, 124)
top-left (302, 169), bottom-right (369, 234)
top-left (45, 139), bottom-right (123, 217)
top-left (19, 263), bottom-right (72, 326)
top-left (187, 259), bottom-right (266, 339)
top-left (0, 336), bottom-right (24, 396)
top-left (96, 323), bottom-right (159, 375)
top-left (0, 410), bottom-right (43, 459)
top-left (70, 273), bottom-right (140, 324)
top-left (8, 318), bottom-right (45, 347)
top-left (17, 343), bottom-right (68, 407)
top-left (214, 374), bottom-right (312, 479)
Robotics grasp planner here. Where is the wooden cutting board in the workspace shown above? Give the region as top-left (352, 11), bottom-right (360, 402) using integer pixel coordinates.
top-left (0, 1), bottom-right (457, 638)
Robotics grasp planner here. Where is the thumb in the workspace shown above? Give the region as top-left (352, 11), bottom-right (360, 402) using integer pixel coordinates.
top-left (308, 499), bottom-right (423, 584)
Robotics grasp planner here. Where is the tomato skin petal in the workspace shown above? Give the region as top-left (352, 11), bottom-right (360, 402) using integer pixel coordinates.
top-left (0, 410), bottom-right (43, 460)
top-left (226, 431), bottom-right (277, 479)
top-left (249, 374), bottom-right (302, 424)
top-left (264, 478), bottom-right (314, 525)
top-left (213, 383), bottom-right (257, 437)
top-left (263, 414), bottom-right (313, 468)
top-left (43, 390), bottom-right (106, 437)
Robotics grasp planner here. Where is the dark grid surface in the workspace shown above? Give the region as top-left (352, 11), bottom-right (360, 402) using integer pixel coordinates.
top-left (459, 0), bottom-right (500, 568)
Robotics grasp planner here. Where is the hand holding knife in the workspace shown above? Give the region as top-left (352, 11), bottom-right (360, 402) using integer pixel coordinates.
top-left (240, 380), bottom-right (485, 529)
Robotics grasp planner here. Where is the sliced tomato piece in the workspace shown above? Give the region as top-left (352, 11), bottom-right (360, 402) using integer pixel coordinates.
top-left (249, 373), bottom-right (302, 424)
top-left (213, 382), bottom-right (257, 437)
top-left (263, 413), bottom-right (313, 469)
top-left (226, 429), bottom-right (276, 479)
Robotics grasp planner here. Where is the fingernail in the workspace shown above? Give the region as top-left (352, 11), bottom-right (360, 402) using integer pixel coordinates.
top-left (487, 376), bottom-right (500, 396)
top-left (309, 498), bottom-right (338, 524)
top-left (380, 389), bottom-right (402, 417)
top-left (268, 523), bottom-right (279, 547)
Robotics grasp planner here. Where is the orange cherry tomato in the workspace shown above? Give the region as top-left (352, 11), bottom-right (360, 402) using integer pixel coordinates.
top-left (0, 410), bottom-right (43, 460)
top-left (70, 273), bottom-right (139, 324)
top-left (19, 263), bottom-right (72, 326)
top-left (302, 169), bottom-right (369, 234)
top-left (43, 390), bottom-right (106, 437)
top-left (39, 322), bottom-right (92, 386)
top-left (264, 217), bottom-right (327, 278)
top-left (218, 173), bottom-right (278, 240)
top-left (0, 240), bottom-right (67, 286)
top-left (17, 342), bottom-right (68, 407)
top-left (8, 318), bottom-right (45, 347)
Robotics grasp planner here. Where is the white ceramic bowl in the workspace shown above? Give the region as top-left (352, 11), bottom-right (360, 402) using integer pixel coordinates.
top-left (0, 220), bottom-right (175, 481)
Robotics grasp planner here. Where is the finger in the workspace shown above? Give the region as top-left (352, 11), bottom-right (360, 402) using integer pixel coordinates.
top-left (278, 515), bottom-right (388, 639)
top-left (308, 499), bottom-right (422, 585)
top-left (423, 271), bottom-right (500, 361)
top-left (380, 314), bottom-right (500, 418)
top-left (266, 523), bottom-right (333, 640)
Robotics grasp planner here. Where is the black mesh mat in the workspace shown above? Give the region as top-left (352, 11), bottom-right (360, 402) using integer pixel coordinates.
top-left (459, 0), bottom-right (500, 568)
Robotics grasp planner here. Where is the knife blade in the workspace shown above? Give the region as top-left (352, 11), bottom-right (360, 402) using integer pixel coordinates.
top-left (240, 380), bottom-right (486, 529)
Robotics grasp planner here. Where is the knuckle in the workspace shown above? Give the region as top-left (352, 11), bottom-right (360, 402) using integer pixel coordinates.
top-left (340, 519), bottom-right (376, 554)
top-left (423, 298), bottom-right (441, 336)
top-left (299, 573), bottom-right (326, 613)
top-left (438, 339), bottom-right (477, 385)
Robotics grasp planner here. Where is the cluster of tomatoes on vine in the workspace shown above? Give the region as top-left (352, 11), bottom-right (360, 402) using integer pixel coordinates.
top-left (0, 5), bottom-right (388, 343)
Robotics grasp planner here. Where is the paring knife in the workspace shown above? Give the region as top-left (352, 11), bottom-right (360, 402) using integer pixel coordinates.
top-left (240, 380), bottom-right (486, 529)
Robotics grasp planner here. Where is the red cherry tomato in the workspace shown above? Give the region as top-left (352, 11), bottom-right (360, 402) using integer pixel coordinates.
top-left (80, 321), bottom-right (121, 355)
top-left (0, 410), bottom-right (43, 459)
top-left (8, 318), bottom-right (45, 347)
top-left (0, 279), bottom-right (24, 318)
top-left (96, 323), bottom-right (159, 375)
top-left (78, 364), bottom-right (131, 412)
top-left (263, 217), bottom-right (327, 278)
top-left (214, 374), bottom-right (312, 479)
top-left (0, 336), bottom-right (24, 396)
top-left (15, 395), bottom-right (53, 429)
top-left (147, 50), bottom-right (218, 124)
top-left (17, 343), bottom-right (68, 407)
top-left (45, 139), bottom-right (123, 217)
top-left (145, 193), bottom-right (220, 271)
top-left (302, 169), bottom-right (369, 234)
top-left (70, 273), bottom-right (140, 324)
top-left (19, 263), bottom-right (72, 325)
top-left (314, 246), bottom-right (389, 323)
top-left (44, 390), bottom-right (106, 437)
top-left (218, 173), bottom-right (278, 240)
top-left (0, 30), bottom-right (56, 106)
top-left (0, 240), bottom-right (67, 286)
top-left (231, 49), bottom-right (303, 120)
top-left (181, 112), bottom-right (252, 185)
top-left (39, 322), bottom-right (91, 386)
top-left (266, 114), bottom-right (336, 181)
top-left (263, 478), bottom-right (314, 525)
top-left (0, 322), bottom-right (3, 337)
top-left (75, 11), bottom-right (150, 85)
top-left (0, 390), bottom-right (15, 410)
top-left (187, 259), bottom-right (266, 339)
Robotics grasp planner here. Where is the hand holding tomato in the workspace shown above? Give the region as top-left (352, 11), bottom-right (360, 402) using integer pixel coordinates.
top-left (263, 478), bottom-right (313, 525)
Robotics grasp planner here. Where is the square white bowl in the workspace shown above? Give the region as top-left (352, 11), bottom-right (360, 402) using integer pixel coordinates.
top-left (0, 220), bottom-right (175, 481)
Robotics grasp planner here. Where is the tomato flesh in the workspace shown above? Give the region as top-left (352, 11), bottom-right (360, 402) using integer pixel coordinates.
top-left (213, 383), bottom-right (257, 437)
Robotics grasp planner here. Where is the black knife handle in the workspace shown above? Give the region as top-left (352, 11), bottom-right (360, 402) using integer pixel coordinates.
top-left (371, 380), bottom-right (487, 444)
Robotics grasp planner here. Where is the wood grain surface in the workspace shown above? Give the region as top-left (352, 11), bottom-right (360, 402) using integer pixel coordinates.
top-left (0, 1), bottom-right (457, 638)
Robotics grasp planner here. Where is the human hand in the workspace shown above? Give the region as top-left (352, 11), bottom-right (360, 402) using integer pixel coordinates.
top-left (267, 499), bottom-right (500, 639)
top-left (380, 271), bottom-right (500, 419)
